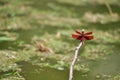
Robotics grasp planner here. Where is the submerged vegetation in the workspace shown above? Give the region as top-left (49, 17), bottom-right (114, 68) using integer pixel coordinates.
top-left (0, 0), bottom-right (120, 80)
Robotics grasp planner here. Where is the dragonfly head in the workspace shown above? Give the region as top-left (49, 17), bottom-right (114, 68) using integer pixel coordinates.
top-left (81, 29), bottom-right (85, 34)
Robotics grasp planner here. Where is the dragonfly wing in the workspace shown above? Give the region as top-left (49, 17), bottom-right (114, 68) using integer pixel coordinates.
top-left (72, 34), bottom-right (82, 40)
top-left (75, 30), bottom-right (82, 34)
top-left (84, 32), bottom-right (92, 35)
top-left (84, 36), bottom-right (94, 40)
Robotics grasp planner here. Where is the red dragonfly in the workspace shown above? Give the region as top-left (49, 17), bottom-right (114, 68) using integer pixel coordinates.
top-left (72, 29), bottom-right (93, 44)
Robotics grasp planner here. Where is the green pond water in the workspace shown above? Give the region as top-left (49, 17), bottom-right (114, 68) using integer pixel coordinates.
top-left (17, 53), bottom-right (120, 80)
top-left (0, 0), bottom-right (120, 80)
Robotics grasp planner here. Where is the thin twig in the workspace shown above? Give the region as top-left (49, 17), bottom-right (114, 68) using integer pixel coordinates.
top-left (105, 1), bottom-right (113, 15)
top-left (69, 42), bottom-right (83, 80)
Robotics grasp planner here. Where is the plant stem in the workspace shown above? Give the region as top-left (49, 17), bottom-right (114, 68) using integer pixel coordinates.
top-left (105, 1), bottom-right (113, 15)
top-left (69, 42), bottom-right (83, 80)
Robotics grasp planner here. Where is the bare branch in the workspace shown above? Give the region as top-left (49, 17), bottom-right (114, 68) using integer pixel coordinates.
top-left (69, 42), bottom-right (83, 80)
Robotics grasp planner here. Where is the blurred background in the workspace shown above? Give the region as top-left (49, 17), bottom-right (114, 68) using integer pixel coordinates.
top-left (0, 0), bottom-right (120, 80)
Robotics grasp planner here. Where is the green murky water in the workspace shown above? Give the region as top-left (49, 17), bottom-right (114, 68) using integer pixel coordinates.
top-left (0, 0), bottom-right (120, 80)
top-left (18, 61), bottom-right (87, 80)
top-left (18, 61), bottom-right (69, 80)
top-left (17, 53), bottom-right (120, 80)
top-left (88, 53), bottom-right (120, 80)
